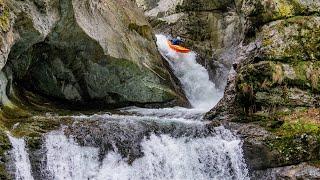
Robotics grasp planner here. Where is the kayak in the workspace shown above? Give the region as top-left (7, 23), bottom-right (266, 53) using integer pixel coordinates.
top-left (167, 41), bottom-right (191, 53)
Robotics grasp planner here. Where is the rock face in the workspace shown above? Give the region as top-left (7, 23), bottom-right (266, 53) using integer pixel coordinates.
top-left (203, 0), bottom-right (320, 178)
top-left (252, 163), bottom-right (320, 180)
top-left (0, 0), bottom-right (188, 112)
top-left (135, 0), bottom-right (245, 89)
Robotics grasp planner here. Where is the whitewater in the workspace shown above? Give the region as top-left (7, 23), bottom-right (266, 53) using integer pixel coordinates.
top-left (7, 34), bottom-right (249, 180)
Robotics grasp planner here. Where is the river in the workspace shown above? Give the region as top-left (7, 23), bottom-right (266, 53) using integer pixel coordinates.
top-left (7, 34), bottom-right (249, 180)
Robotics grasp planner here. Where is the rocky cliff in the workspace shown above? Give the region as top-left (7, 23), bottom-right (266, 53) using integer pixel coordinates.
top-left (201, 0), bottom-right (320, 178)
top-left (0, 0), bottom-right (188, 118)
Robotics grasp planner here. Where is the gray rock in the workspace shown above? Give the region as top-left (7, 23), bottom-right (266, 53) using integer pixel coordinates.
top-left (0, 0), bottom-right (188, 109)
top-left (252, 163), bottom-right (320, 180)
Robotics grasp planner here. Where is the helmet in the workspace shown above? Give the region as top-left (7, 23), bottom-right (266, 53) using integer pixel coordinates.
top-left (177, 36), bottom-right (181, 40)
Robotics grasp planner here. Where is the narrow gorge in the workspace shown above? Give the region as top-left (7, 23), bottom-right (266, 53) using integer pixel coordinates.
top-left (0, 0), bottom-right (319, 179)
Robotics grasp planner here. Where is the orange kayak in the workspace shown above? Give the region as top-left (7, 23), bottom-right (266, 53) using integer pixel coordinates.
top-left (167, 41), bottom-right (191, 53)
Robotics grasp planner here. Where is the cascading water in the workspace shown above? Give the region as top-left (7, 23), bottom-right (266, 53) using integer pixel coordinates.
top-left (8, 34), bottom-right (249, 180)
top-left (42, 127), bottom-right (248, 180)
top-left (7, 135), bottom-right (34, 180)
top-left (155, 34), bottom-right (223, 111)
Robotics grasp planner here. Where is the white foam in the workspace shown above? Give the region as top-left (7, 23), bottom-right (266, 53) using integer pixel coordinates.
top-left (44, 127), bottom-right (249, 180)
top-left (8, 135), bottom-right (34, 180)
top-left (71, 112), bottom-right (205, 125)
top-left (156, 34), bottom-right (223, 111)
top-left (44, 131), bottom-right (99, 180)
top-left (120, 106), bottom-right (205, 120)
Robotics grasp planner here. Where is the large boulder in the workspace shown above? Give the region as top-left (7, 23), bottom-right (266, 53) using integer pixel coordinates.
top-left (0, 0), bottom-right (188, 113)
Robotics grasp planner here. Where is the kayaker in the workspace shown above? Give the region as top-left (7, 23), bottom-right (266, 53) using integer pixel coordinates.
top-left (170, 36), bottom-right (184, 45)
top-left (167, 36), bottom-right (191, 53)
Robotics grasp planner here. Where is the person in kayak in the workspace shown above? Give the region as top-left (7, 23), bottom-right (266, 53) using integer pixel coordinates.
top-left (171, 36), bottom-right (184, 45)
top-left (168, 36), bottom-right (191, 53)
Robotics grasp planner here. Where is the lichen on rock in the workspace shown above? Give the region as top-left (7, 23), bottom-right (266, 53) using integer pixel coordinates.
top-left (205, 0), bottom-right (320, 175)
top-left (0, 0), bottom-right (10, 33)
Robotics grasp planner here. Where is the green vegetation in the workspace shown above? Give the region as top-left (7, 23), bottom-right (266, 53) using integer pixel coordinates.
top-left (0, 0), bottom-right (10, 32)
top-left (251, 108), bottom-right (320, 165)
top-left (0, 131), bottom-right (11, 180)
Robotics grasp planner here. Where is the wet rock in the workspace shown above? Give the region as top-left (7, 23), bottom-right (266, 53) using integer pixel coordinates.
top-left (205, 0), bottom-right (320, 176)
top-left (241, 0), bottom-right (320, 25)
top-left (259, 16), bottom-right (320, 62)
top-left (61, 115), bottom-right (214, 164)
top-left (0, 0), bottom-right (189, 112)
top-left (0, 130), bottom-right (12, 180)
top-left (251, 163), bottom-right (320, 180)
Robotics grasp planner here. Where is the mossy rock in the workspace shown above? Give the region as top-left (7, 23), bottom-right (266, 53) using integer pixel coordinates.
top-left (260, 16), bottom-right (320, 62)
top-left (128, 23), bottom-right (153, 41)
top-left (236, 59), bottom-right (320, 116)
top-left (266, 134), bottom-right (320, 166)
top-left (241, 0), bottom-right (320, 25)
top-left (265, 112), bottom-right (320, 165)
top-left (243, 108), bottom-right (320, 168)
top-left (0, 130), bottom-right (12, 180)
top-left (0, 0), bottom-right (10, 32)
top-left (0, 104), bottom-right (31, 120)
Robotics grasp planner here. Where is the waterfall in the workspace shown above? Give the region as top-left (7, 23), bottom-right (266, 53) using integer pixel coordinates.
top-left (44, 131), bottom-right (99, 180)
top-left (8, 33), bottom-right (249, 180)
top-left (43, 127), bottom-right (248, 180)
top-left (8, 135), bottom-right (34, 180)
top-left (155, 34), bottom-right (223, 111)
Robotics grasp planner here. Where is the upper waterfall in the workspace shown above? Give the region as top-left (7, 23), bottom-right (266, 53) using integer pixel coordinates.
top-left (156, 34), bottom-right (223, 111)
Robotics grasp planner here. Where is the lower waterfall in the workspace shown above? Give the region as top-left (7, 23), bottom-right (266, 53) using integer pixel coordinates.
top-left (42, 127), bottom-right (248, 180)
top-left (8, 135), bottom-right (34, 180)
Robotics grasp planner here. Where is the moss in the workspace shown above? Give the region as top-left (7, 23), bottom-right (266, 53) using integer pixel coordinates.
top-left (262, 108), bottom-right (320, 165)
top-left (276, 120), bottom-right (320, 136)
top-left (237, 61), bottom-right (275, 91)
top-left (0, 130), bottom-right (12, 180)
top-left (8, 116), bottom-right (73, 138)
top-left (249, 0), bottom-right (318, 25)
top-left (260, 16), bottom-right (320, 62)
top-left (0, 1), bottom-right (10, 32)
top-left (289, 61), bottom-right (320, 91)
top-left (246, 108), bottom-right (320, 164)
top-left (0, 104), bottom-right (31, 120)
top-left (276, 0), bottom-right (294, 18)
top-left (266, 134), bottom-right (319, 165)
top-left (128, 23), bottom-right (153, 41)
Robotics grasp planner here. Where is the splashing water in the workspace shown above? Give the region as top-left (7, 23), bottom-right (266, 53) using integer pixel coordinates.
top-left (8, 135), bottom-right (34, 180)
top-left (156, 34), bottom-right (223, 111)
top-left (44, 132), bottom-right (99, 180)
top-left (43, 127), bottom-right (249, 180)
